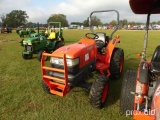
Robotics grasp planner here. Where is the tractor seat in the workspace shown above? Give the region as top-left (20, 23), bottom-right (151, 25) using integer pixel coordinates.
top-left (150, 45), bottom-right (160, 75)
top-left (95, 32), bottom-right (108, 51)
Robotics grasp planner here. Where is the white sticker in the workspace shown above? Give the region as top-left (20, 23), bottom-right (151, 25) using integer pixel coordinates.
top-left (85, 53), bottom-right (89, 61)
top-left (156, 86), bottom-right (160, 96)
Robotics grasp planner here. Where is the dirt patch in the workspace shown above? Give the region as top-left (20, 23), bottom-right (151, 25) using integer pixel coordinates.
top-left (0, 39), bottom-right (16, 43)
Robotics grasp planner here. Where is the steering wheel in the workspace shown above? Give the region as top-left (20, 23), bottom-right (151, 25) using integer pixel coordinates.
top-left (85, 33), bottom-right (99, 39)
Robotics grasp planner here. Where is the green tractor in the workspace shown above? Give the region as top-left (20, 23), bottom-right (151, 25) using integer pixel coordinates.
top-left (21, 22), bottom-right (64, 61)
top-left (18, 25), bottom-right (36, 38)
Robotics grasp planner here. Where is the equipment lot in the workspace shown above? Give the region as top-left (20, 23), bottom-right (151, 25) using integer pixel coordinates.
top-left (1, 29), bottom-right (159, 120)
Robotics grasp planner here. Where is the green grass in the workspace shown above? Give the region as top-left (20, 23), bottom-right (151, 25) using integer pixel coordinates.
top-left (1, 29), bottom-right (160, 120)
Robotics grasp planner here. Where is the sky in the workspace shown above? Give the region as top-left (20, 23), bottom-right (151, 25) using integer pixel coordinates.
top-left (0, 0), bottom-right (160, 24)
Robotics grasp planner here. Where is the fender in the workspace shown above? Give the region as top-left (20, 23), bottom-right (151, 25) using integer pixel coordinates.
top-left (105, 35), bottom-right (120, 67)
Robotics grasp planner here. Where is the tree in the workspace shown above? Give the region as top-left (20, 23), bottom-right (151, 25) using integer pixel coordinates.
top-left (26, 22), bottom-right (35, 28)
top-left (71, 22), bottom-right (83, 26)
top-left (47, 14), bottom-right (69, 27)
top-left (151, 21), bottom-right (157, 26)
top-left (110, 20), bottom-right (117, 26)
top-left (83, 16), bottom-right (102, 27)
top-left (3, 10), bottom-right (29, 27)
top-left (83, 19), bottom-right (89, 27)
top-left (157, 21), bottom-right (160, 24)
top-left (128, 21), bottom-right (136, 26)
top-left (119, 19), bottom-right (128, 27)
top-left (0, 14), bottom-right (6, 26)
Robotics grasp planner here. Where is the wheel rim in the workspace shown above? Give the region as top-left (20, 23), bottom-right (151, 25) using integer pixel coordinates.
top-left (101, 82), bottom-right (109, 103)
top-left (119, 57), bottom-right (124, 73)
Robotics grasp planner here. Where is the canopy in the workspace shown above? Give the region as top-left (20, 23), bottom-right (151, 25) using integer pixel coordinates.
top-left (129, 0), bottom-right (160, 14)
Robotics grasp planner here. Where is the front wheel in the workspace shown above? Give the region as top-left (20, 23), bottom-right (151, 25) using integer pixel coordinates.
top-left (22, 51), bottom-right (33, 59)
top-left (42, 70), bottom-right (51, 94)
top-left (89, 75), bottom-right (109, 109)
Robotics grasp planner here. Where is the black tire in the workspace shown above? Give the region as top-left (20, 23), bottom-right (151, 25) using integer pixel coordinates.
top-left (37, 50), bottom-right (47, 62)
top-left (120, 70), bottom-right (136, 114)
top-left (89, 75), bottom-right (109, 109)
top-left (22, 51), bottom-right (33, 59)
top-left (109, 48), bottom-right (124, 79)
top-left (54, 42), bottom-right (64, 51)
top-left (42, 80), bottom-right (50, 94)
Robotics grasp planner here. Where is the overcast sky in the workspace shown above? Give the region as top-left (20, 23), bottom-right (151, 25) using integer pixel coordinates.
top-left (0, 0), bottom-right (160, 24)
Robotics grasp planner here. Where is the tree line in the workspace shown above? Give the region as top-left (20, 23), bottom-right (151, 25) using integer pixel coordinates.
top-left (1, 10), bottom-right (160, 28)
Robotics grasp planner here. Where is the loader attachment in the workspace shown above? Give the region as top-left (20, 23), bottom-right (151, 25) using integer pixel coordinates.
top-left (41, 52), bottom-right (70, 96)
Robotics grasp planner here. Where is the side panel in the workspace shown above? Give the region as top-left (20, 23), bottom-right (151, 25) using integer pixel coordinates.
top-left (134, 61), bottom-right (150, 104)
top-left (78, 39), bottom-right (97, 68)
top-left (34, 39), bottom-right (47, 51)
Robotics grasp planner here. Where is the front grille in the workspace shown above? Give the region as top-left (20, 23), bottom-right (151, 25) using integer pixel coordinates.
top-left (51, 64), bottom-right (79, 74)
top-left (25, 45), bottom-right (33, 52)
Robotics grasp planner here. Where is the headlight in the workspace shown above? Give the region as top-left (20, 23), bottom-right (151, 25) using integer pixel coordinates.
top-left (23, 42), bottom-right (27, 45)
top-left (50, 57), bottom-right (79, 66)
top-left (23, 41), bottom-right (32, 45)
top-left (28, 42), bottom-right (32, 45)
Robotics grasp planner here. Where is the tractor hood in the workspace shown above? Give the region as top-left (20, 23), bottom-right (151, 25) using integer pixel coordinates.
top-left (53, 38), bottom-right (97, 58)
top-left (51, 38), bottom-right (97, 67)
top-left (22, 34), bottom-right (46, 45)
top-left (23, 37), bottom-right (40, 45)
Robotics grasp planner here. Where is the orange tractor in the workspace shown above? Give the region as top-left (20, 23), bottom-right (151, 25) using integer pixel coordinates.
top-left (120, 0), bottom-right (160, 119)
top-left (41, 10), bottom-right (124, 109)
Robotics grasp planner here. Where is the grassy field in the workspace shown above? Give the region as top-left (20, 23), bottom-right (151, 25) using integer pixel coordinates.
top-left (1, 29), bottom-right (160, 120)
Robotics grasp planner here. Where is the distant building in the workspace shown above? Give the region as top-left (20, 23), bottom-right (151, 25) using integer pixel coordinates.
top-left (69, 24), bottom-right (80, 29)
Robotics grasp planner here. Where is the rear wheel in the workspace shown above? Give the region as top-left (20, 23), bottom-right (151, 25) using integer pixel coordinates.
top-left (37, 50), bottom-right (48, 62)
top-left (109, 48), bottom-right (124, 79)
top-left (120, 70), bottom-right (136, 114)
top-left (89, 75), bottom-right (109, 109)
top-left (22, 51), bottom-right (33, 59)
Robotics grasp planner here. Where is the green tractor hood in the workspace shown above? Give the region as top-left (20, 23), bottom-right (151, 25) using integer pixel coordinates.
top-left (22, 37), bottom-right (39, 45)
top-left (21, 32), bottom-right (46, 46)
